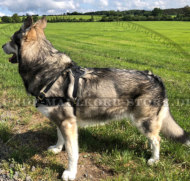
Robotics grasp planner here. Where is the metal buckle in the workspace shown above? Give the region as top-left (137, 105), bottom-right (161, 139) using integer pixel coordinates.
top-left (38, 91), bottom-right (46, 101)
top-left (73, 98), bottom-right (78, 105)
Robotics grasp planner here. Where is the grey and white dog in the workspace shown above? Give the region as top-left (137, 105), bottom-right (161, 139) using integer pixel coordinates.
top-left (2, 17), bottom-right (190, 181)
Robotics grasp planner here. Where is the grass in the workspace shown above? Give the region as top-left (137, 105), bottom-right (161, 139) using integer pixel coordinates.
top-left (0, 21), bottom-right (190, 180)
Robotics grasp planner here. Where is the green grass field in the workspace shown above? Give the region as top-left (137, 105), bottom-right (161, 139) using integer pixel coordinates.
top-left (46, 15), bottom-right (102, 21)
top-left (0, 21), bottom-right (190, 180)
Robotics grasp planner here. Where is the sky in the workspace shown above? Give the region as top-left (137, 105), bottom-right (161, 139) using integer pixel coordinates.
top-left (0, 0), bottom-right (190, 16)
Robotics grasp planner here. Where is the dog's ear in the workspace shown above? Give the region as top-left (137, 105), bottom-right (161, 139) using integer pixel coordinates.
top-left (35, 16), bottom-right (47, 29)
top-left (25, 28), bottom-right (37, 41)
top-left (23, 16), bottom-right (33, 30)
top-left (22, 16), bottom-right (37, 41)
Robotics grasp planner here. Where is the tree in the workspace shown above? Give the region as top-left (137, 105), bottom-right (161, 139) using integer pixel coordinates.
top-left (122, 15), bottom-right (133, 21)
top-left (183, 5), bottom-right (190, 17)
top-left (1, 16), bottom-right (12, 23)
top-left (152, 8), bottom-right (163, 16)
top-left (12, 13), bottom-right (21, 23)
top-left (90, 15), bottom-right (94, 22)
top-left (175, 14), bottom-right (183, 20)
top-left (100, 16), bottom-right (108, 22)
top-left (33, 15), bottom-right (39, 22)
top-left (144, 11), bottom-right (152, 17)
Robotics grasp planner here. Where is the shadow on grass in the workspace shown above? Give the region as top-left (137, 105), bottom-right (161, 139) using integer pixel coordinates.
top-left (78, 128), bottom-right (150, 160)
top-left (0, 122), bottom-right (64, 178)
top-left (0, 122), bottom-right (150, 176)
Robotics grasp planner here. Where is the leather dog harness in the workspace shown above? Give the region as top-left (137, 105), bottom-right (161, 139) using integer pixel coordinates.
top-left (35, 64), bottom-right (85, 114)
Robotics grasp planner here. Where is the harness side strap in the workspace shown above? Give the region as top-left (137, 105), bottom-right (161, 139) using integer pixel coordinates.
top-left (38, 67), bottom-right (71, 100)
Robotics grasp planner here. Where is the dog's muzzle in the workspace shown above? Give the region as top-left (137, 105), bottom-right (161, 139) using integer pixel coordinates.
top-left (2, 43), bottom-right (18, 64)
top-left (2, 44), bottom-right (5, 49)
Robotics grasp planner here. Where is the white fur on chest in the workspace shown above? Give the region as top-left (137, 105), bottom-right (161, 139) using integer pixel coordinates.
top-left (37, 105), bottom-right (55, 118)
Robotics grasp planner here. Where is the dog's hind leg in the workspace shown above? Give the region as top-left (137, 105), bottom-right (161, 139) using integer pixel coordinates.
top-left (60, 117), bottom-right (78, 181)
top-left (146, 110), bottom-right (163, 165)
top-left (132, 114), bottom-right (162, 165)
top-left (48, 127), bottom-right (65, 154)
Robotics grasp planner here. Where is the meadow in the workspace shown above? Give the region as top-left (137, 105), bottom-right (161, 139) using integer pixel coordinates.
top-left (0, 21), bottom-right (190, 180)
top-left (46, 15), bottom-right (102, 21)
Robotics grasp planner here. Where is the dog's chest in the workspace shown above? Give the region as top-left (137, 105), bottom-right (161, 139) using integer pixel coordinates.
top-left (37, 105), bottom-right (53, 118)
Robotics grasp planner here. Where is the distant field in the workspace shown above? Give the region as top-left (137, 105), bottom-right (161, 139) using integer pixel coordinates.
top-left (46, 15), bottom-right (102, 21)
top-left (0, 15), bottom-right (103, 22)
top-left (0, 22), bottom-right (190, 180)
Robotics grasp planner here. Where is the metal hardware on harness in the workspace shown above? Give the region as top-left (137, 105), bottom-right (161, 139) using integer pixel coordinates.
top-left (38, 91), bottom-right (46, 101)
top-left (72, 98), bottom-right (78, 105)
top-left (36, 65), bottom-right (71, 102)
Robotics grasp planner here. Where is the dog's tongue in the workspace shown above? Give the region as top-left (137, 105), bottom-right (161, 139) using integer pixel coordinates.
top-left (9, 54), bottom-right (17, 63)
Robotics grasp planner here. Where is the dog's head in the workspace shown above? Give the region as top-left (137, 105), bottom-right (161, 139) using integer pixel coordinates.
top-left (2, 16), bottom-right (47, 63)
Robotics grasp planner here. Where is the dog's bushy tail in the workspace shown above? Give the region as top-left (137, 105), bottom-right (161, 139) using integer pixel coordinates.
top-left (159, 99), bottom-right (190, 145)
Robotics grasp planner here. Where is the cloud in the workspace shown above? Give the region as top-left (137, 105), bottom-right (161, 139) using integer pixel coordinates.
top-left (114, 0), bottom-right (190, 10)
top-left (0, 0), bottom-right (190, 15)
top-left (133, 0), bottom-right (150, 9)
top-left (0, 0), bottom-right (76, 15)
top-left (82, 0), bottom-right (94, 3)
top-left (99, 0), bottom-right (109, 7)
top-left (47, 9), bottom-right (56, 14)
top-left (113, 0), bottom-right (165, 10)
top-left (0, 11), bottom-right (5, 16)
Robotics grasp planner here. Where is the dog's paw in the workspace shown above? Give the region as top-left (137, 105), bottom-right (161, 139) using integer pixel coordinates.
top-left (62, 170), bottom-right (76, 181)
top-left (147, 158), bottom-right (159, 165)
top-left (48, 145), bottom-right (62, 154)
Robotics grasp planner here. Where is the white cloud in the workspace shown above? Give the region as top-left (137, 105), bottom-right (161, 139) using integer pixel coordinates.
top-left (114, 0), bottom-right (190, 10)
top-left (0, 0), bottom-right (190, 15)
top-left (171, 0), bottom-right (190, 8)
top-left (0, 0), bottom-right (77, 15)
top-left (0, 12), bottom-right (5, 16)
top-left (133, 0), bottom-right (150, 9)
top-left (25, 11), bottom-right (36, 15)
top-left (114, 1), bottom-right (128, 11)
top-left (83, 0), bottom-right (94, 3)
top-left (47, 9), bottom-right (56, 14)
top-left (53, 1), bottom-right (76, 9)
top-left (154, 0), bottom-right (166, 9)
top-left (99, 0), bottom-right (109, 7)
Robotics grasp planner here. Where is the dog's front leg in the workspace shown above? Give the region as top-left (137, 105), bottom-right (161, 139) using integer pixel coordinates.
top-left (60, 117), bottom-right (78, 181)
top-left (48, 127), bottom-right (65, 154)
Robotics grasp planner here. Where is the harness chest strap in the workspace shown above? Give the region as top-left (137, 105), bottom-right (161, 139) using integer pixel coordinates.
top-left (36, 65), bottom-right (85, 110)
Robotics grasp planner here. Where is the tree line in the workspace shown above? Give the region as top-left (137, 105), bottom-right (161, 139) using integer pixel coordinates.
top-left (67, 6), bottom-right (190, 21)
top-left (1, 6), bottom-right (190, 23)
top-left (1, 14), bottom-right (38, 23)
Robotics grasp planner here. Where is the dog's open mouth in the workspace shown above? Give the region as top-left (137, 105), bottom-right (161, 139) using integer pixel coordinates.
top-left (9, 53), bottom-right (17, 63)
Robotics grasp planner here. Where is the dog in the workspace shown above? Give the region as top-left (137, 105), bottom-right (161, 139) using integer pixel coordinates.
top-left (2, 16), bottom-right (190, 181)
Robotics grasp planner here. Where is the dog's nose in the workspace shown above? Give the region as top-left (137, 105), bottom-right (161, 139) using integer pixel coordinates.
top-left (2, 44), bottom-right (5, 49)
